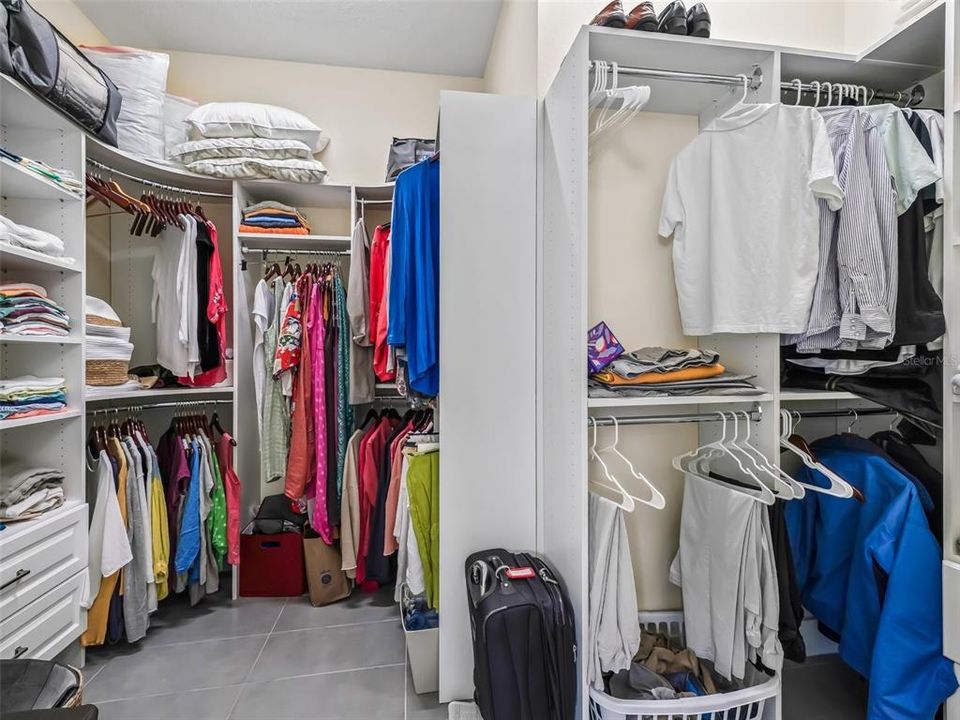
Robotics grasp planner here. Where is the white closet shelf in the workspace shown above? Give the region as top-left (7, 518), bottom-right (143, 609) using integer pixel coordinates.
top-left (238, 233), bottom-right (351, 252)
top-left (0, 335), bottom-right (82, 346)
top-left (0, 74), bottom-right (78, 133)
top-left (85, 136), bottom-right (233, 197)
top-left (587, 393), bottom-right (772, 409)
top-left (85, 386), bottom-right (234, 404)
top-left (355, 183), bottom-right (395, 202)
top-left (0, 407), bottom-right (81, 430)
top-left (0, 157), bottom-right (82, 202)
top-left (780, 390), bottom-right (874, 403)
top-left (240, 180), bottom-right (353, 209)
top-left (0, 243), bottom-right (82, 273)
top-left (0, 499), bottom-right (84, 539)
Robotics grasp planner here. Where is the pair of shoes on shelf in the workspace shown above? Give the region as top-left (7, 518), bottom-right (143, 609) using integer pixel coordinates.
top-left (590, 0), bottom-right (711, 38)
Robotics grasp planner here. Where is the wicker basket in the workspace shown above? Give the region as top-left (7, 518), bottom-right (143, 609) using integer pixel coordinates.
top-left (86, 314), bottom-right (122, 328)
top-left (86, 359), bottom-right (130, 386)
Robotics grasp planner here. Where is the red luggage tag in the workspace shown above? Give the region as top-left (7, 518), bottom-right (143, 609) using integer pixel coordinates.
top-left (505, 566), bottom-right (536, 580)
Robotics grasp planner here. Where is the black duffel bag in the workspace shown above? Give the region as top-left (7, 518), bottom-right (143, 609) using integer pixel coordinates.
top-left (1, 0), bottom-right (120, 145)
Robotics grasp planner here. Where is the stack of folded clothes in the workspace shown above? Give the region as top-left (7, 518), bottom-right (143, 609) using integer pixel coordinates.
top-left (0, 147), bottom-right (83, 196)
top-left (0, 283), bottom-right (70, 337)
top-left (0, 376), bottom-right (67, 420)
top-left (0, 465), bottom-right (65, 520)
top-left (239, 201), bottom-right (312, 235)
top-left (589, 347), bottom-right (763, 398)
top-left (0, 213), bottom-right (74, 262)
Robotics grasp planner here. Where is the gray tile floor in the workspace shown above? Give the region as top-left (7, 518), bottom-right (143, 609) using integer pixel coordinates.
top-left (781, 654), bottom-right (868, 720)
top-left (82, 587), bottom-right (447, 720)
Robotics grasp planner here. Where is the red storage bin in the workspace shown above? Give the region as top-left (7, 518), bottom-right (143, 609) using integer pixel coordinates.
top-left (239, 532), bottom-right (307, 597)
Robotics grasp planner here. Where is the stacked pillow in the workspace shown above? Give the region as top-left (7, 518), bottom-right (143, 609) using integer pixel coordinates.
top-left (171, 102), bottom-right (330, 183)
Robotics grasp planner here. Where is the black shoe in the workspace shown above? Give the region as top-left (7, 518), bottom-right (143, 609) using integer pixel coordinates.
top-left (591, 0), bottom-right (629, 28)
top-left (656, 0), bottom-right (687, 34)
top-left (687, 2), bottom-right (711, 37)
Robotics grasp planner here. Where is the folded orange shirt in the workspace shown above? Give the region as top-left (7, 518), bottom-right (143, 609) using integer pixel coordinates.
top-left (592, 363), bottom-right (726, 386)
top-left (239, 224), bottom-right (310, 235)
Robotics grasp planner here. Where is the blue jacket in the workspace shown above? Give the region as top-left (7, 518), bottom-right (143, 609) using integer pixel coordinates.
top-left (786, 434), bottom-right (957, 719)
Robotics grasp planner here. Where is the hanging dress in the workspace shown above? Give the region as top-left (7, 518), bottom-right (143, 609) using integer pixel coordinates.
top-left (262, 277), bottom-right (290, 484)
top-left (285, 273), bottom-right (315, 499)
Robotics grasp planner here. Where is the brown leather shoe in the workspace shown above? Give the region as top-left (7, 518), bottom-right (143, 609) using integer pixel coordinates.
top-left (590, 0), bottom-right (628, 27)
top-left (625, 2), bottom-right (658, 30)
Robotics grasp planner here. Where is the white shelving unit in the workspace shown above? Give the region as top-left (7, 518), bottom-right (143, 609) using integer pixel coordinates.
top-left (541, 13), bottom-right (956, 719)
top-left (0, 72), bottom-right (87, 664)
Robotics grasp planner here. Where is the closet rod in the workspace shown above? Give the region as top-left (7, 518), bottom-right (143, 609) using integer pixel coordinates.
top-left (240, 245), bottom-right (351, 257)
top-left (790, 406), bottom-right (899, 420)
top-left (589, 61), bottom-right (763, 90)
top-left (85, 158), bottom-right (233, 198)
top-left (358, 198), bottom-right (393, 205)
top-left (87, 398), bottom-right (233, 415)
top-left (779, 81), bottom-right (925, 107)
top-left (589, 405), bottom-right (763, 427)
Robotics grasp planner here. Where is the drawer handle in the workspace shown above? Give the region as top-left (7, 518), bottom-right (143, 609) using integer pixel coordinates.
top-left (0, 569), bottom-right (31, 591)
top-left (13, 646), bottom-right (28, 658)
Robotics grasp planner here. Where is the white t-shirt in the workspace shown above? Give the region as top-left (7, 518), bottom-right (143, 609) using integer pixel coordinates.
top-left (659, 103), bottom-right (843, 335)
top-left (180, 215), bottom-right (200, 378)
top-left (252, 278), bottom-right (274, 439)
top-left (152, 222), bottom-right (192, 376)
top-left (83, 449), bottom-right (132, 610)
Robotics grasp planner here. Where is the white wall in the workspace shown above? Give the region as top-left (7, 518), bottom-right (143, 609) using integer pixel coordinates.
top-left (164, 51), bottom-right (483, 186)
top-left (484, 0), bottom-right (539, 96)
top-left (843, 0), bottom-right (901, 53)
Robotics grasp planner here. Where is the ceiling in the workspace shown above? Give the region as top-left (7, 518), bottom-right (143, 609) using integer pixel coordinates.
top-left (76, 0), bottom-right (504, 77)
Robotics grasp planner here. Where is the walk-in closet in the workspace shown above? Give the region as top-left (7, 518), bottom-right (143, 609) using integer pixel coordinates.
top-left (2, 1), bottom-right (960, 719)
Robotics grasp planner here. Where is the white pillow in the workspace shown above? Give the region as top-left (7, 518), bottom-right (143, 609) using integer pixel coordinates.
top-left (185, 156), bottom-right (328, 184)
top-left (171, 137), bottom-right (314, 165)
top-left (164, 93), bottom-right (199, 160)
top-left (82, 46), bottom-right (170, 160)
top-left (185, 102), bottom-right (329, 152)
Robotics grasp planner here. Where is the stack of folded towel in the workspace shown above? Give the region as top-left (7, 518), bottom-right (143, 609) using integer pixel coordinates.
top-left (0, 213), bottom-right (74, 261)
top-left (240, 201), bottom-right (312, 235)
top-left (85, 296), bottom-right (135, 387)
top-left (588, 347), bottom-right (763, 398)
top-left (0, 283), bottom-right (70, 337)
top-left (0, 465), bottom-right (65, 520)
top-left (0, 376), bottom-right (67, 420)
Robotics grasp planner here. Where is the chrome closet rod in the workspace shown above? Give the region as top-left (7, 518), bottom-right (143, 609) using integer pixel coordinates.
top-left (589, 61), bottom-right (764, 90)
top-left (789, 407), bottom-right (898, 419)
top-left (779, 81), bottom-right (925, 106)
top-left (86, 158), bottom-right (233, 198)
top-left (589, 406), bottom-right (763, 427)
top-left (240, 246), bottom-right (351, 257)
top-left (358, 198), bottom-right (393, 205)
top-left (88, 398), bottom-right (233, 415)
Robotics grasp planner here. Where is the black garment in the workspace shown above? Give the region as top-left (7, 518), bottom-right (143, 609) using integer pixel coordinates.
top-left (891, 114), bottom-right (944, 346)
top-left (781, 351), bottom-right (942, 434)
top-left (106, 585), bottom-right (124, 644)
top-left (870, 430), bottom-right (943, 542)
top-left (193, 221), bottom-right (220, 372)
top-left (769, 501), bottom-right (806, 663)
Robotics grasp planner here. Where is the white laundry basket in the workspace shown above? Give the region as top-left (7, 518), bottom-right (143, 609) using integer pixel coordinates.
top-left (589, 611), bottom-right (779, 720)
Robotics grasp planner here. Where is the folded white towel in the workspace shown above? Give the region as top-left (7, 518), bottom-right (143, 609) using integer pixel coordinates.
top-left (0, 213), bottom-right (66, 257)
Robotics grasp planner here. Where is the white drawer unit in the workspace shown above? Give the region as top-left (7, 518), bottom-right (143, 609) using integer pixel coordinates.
top-left (0, 503), bottom-right (88, 621)
top-left (0, 569), bottom-right (85, 660)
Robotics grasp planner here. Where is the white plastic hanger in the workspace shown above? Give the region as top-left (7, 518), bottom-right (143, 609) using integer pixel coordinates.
top-left (779, 410), bottom-right (854, 498)
top-left (673, 413), bottom-right (775, 505)
top-left (726, 410), bottom-right (801, 499)
top-left (588, 417), bottom-right (638, 512)
top-left (597, 416), bottom-right (666, 510)
top-left (811, 80), bottom-right (821, 107)
top-left (791, 78), bottom-right (803, 105)
top-left (824, 81), bottom-right (833, 106)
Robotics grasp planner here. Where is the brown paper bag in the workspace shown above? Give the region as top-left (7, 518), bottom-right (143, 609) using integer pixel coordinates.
top-left (303, 531), bottom-right (351, 607)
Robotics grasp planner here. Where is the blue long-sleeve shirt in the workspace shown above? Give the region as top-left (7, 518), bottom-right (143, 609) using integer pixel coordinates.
top-left (786, 435), bottom-right (957, 719)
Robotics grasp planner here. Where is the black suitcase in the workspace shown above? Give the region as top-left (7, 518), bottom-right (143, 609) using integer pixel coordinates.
top-left (465, 549), bottom-right (577, 720)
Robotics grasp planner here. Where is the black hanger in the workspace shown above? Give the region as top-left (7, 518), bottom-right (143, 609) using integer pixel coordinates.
top-left (360, 408), bottom-right (379, 430)
top-left (211, 411), bottom-right (237, 446)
